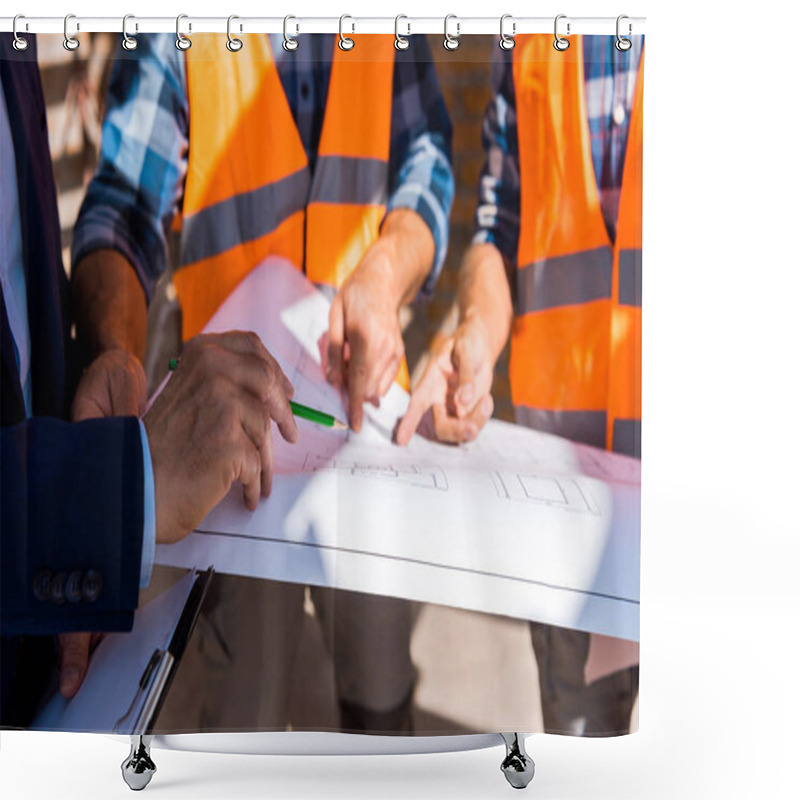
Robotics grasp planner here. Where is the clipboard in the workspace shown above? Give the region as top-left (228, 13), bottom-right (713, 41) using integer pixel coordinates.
top-left (32, 567), bottom-right (214, 734)
top-left (114, 567), bottom-right (214, 735)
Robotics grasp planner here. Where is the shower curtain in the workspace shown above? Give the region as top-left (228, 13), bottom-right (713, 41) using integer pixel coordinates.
top-left (1, 27), bottom-right (642, 742)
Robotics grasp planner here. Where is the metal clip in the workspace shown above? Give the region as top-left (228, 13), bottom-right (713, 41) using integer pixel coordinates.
top-left (227, 15), bottom-right (243, 52)
top-left (176, 14), bottom-right (192, 51)
top-left (395, 15), bottom-right (410, 51)
top-left (63, 14), bottom-right (80, 51)
top-left (499, 14), bottom-right (515, 51)
top-left (444, 14), bottom-right (460, 51)
top-left (12, 15), bottom-right (29, 51)
top-left (616, 15), bottom-right (632, 51)
top-left (339, 14), bottom-right (355, 51)
top-left (283, 15), bottom-right (299, 51)
top-left (122, 14), bottom-right (138, 51)
top-left (554, 14), bottom-right (570, 51)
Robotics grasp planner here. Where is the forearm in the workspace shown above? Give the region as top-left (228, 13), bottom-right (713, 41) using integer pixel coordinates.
top-left (72, 249), bottom-right (148, 361)
top-left (457, 243), bottom-right (514, 366)
top-left (379, 208), bottom-right (436, 309)
top-left (1, 417), bottom-right (144, 635)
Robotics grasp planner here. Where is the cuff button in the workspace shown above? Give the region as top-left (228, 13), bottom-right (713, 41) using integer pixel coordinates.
top-left (65, 571), bottom-right (84, 603)
top-left (51, 572), bottom-right (67, 605)
top-left (82, 570), bottom-right (102, 603)
top-left (33, 570), bottom-right (53, 602)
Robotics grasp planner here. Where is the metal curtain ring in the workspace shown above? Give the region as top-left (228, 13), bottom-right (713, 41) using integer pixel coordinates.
top-left (553, 14), bottom-right (570, 51)
top-left (227, 15), bottom-right (243, 52)
top-left (616, 14), bottom-right (632, 51)
top-left (283, 15), bottom-right (299, 51)
top-left (443, 14), bottom-right (460, 51)
top-left (499, 14), bottom-right (515, 51)
top-left (12, 15), bottom-right (29, 51)
top-left (394, 15), bottom-right (410, 51)
top-left (176, 14), bottom-right (192, 51)
top-left (122, 14), bottom-right (138, 51)
top-left (339, 15), bottom-right (354, 51)
top-left (63, 14), bottom-right (80, 51)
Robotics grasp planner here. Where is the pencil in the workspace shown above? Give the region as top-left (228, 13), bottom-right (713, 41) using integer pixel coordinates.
top-left (289, 401), bottom-right (348, 430)
top-left (168, 358), bottom-right (347, 430)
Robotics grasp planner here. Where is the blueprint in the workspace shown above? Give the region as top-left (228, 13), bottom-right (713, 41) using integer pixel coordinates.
top-left (154, 258), bottom-right (640, 642)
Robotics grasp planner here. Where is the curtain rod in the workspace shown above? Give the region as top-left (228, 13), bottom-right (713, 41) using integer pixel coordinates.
top-left (1, 16), bottom-right (646, 37)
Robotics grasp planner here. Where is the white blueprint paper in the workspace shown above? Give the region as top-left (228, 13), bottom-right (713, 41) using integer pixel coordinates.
top-left (154, 258), bottom-right (640, 641)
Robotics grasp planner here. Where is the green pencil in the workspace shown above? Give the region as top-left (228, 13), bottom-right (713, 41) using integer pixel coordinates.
top-left (290, 400), bottom-right (348, 430)
top-left (168, 358), bottom-right (347, 430)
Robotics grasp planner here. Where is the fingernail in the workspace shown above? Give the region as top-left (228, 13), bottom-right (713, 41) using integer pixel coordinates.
top-left (465, 424), bottom-right (478, 441)
top-left (457, 384), bottom-right (474, 407)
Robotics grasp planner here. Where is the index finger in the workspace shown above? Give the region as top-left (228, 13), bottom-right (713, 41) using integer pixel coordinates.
top-left (346, 333), bottom-right (370, 433)
top-left (395, 369), bottom-right (441, 446)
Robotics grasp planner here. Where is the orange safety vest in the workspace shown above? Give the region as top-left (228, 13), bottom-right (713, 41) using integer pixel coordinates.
top-left (510, 36), bottom-right (643, 456)
top-left (174, 34), bottom-right (395, 342)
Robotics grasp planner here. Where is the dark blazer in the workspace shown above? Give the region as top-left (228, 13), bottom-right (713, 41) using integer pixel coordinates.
top-left (1, 35), bottom-right (145, 725)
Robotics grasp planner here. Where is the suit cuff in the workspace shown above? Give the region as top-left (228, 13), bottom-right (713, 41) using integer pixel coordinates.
top-left (138, 420), bottom-right (156, 588)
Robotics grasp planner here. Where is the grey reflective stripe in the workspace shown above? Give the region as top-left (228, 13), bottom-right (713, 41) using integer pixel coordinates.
top-left (514, 406), bottom-right (607, 451)
top-left (179, 167), bottom-right (311, 266)
top-left (517, 247), bottom-right (613, 313)
top-left (309, 155), bottom-right (389, 206)
top-left (612, 418), bottom-right (641, 458)
top-left (618, 249), bottom-right (642, 307)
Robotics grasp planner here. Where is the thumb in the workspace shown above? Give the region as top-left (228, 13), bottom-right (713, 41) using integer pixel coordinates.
top-left (451, 328), bottom-right (484, 416)
top-left (59, 632), bottom-right (91, 698)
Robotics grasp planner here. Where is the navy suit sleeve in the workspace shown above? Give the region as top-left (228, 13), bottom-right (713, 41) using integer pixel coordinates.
top-left (1, 416), bottom-right (144, 635)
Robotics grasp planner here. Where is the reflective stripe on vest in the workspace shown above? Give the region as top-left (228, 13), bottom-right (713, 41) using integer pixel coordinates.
top-left (176, 34), bottom-right (395, 339)
top-left (511, 36), bottom-right (643, 456)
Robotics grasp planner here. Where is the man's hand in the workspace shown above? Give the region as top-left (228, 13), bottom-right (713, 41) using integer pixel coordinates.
top-left (60, 349), bottom-right (148, 697)
top-left (71, 348), bottom-right (148, 422)
top-left (58, 632), bottom-right (103, 699)
top-left (396, 312), bottom-right (495, 446)
top-left (144, 331), bottom-right (298, 544)
top-left (326, 209), bottom-right (434, 433)
top-left (327, 242), bottom-right (405, 433)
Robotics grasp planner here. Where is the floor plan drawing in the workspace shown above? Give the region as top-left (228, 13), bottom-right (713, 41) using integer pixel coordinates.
top-left (155, 258), bottom-right (641, 643)
top-left (491, 470), bottom-right (601, 515)
top-left (302, 453), bottom-right (449, 491)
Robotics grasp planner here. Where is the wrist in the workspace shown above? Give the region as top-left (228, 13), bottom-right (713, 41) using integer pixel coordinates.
top-left (458, 307), bottom-right (497, 371)
top-left (378, 209), bottom-right (433, 307)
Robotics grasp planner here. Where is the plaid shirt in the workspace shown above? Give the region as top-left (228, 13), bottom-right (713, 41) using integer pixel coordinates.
top-left (474, 35), bottom-right (644, 266)
top-left (73, 34), bottom-right (454, 302)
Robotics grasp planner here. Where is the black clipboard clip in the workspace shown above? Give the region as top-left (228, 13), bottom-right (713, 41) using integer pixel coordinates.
top-left (113, 566), bottom-right (214, 735)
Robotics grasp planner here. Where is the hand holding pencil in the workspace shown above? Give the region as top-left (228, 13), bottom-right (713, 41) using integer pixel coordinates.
top-left (151, 331), bottom-right (298, 542)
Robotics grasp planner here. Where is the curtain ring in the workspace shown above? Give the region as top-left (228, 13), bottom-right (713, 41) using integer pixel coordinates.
top-left (63, 14), bottom-right (80, 51)
top-left (499, 14), bottom-right (515, 51)
top-left (176, 14), bottom-right (192, 51)
top-left (12, 15), bottom-right (29, 51)
top-left (443, 14), bottom-right (460, 51)
top-left (121, 14), bottom-right (138, 51)
top-left (394, 15), bottom-right (410, 51)
top-left (283, 15), bottom-right (299, 51)
top-left (553, 14), bottom-right (570, 51)
top-left (616, 15), bottom-right (632, 51)
top-left (227, 15), bottom-right (243, 52)
top-left (339, 15), bottom-right (355, 51)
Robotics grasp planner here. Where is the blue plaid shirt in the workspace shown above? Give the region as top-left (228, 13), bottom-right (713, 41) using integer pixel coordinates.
top-left (73, 34), bottom-right (454, 302)
top-left (474, 35), bottom-right (644, 264)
